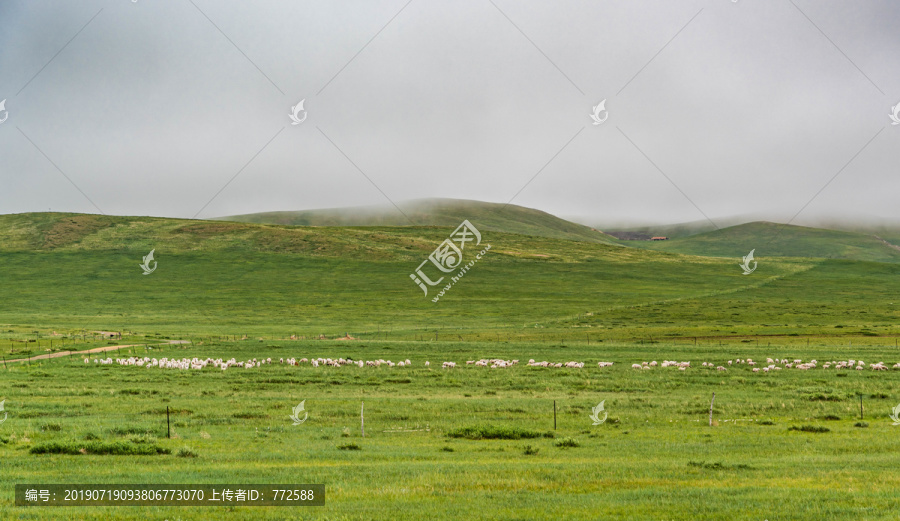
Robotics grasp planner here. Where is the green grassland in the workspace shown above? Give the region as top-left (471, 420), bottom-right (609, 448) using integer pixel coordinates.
top-left (3, 208), bottom-right (900, 519)
top-left (3, 340), bottom-right (900, 520)
top-left (3, 212), bottom-right (899, 343)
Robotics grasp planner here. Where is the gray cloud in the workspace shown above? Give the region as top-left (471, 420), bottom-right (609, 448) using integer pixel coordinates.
top-left (1, 0), bottom-right (898, 226)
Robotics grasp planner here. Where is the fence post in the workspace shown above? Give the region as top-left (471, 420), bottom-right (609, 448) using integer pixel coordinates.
top-left (553, 400), bottom-right (557, 430)
top-left (860, 395), bottom-right (864, 420)
top-left (361, 402), bottom-right (365, 438)
top-left (167, 406), bottom-right (171, 439)
top-left (709, 393), bottom-right (716, 426)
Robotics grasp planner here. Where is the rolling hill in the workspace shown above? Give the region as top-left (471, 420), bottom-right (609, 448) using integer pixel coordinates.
top-left (1, 212), bottom-right (899, 342)
top-left (217, 199), bottom-right (618, 245)
top-left (619, 222), bottom-right (900, 263)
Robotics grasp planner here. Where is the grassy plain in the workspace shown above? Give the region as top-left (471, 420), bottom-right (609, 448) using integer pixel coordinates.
top-left (2, 211), bottom-right (900, 519)
top-left (3, 340), bottom-right (900, 520)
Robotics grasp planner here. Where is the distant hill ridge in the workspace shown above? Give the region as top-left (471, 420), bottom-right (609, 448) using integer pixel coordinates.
top-left (629, 221), bottom-right (900, 263)
top-left (3, 199), bottom-right (900, 263)
top-left (217, 198), bottom-right (618, 245)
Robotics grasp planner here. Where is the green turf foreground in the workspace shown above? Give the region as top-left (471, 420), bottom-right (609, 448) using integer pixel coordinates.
top-left (2, 340), bottom-right (900, 520)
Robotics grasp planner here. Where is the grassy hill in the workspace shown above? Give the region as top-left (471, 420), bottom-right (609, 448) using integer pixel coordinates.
top-left (598, 218), bottom-right (722, 240)
top-left (4, 213), bottom-right (900, 521)
top-left (625, 222), bottom-right (900, 263)
top-left (2, 212), bottom-right (900, 345)
top-left (217, 198), bottom-right (618, 245)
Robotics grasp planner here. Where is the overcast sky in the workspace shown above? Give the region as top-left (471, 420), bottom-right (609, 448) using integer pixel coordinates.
top-left (1, 0), bottom-right (898, 227)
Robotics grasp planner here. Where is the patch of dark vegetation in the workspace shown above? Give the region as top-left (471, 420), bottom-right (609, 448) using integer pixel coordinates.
top-left (338, 443), bottom-right (361, 451)
top-left (30, 441), bottom-right (170, 456)
top-left (128, 434), bottom-right (158, 444)
top-left (820, 415), bottom-right (840, 421)
top-left (870, 393), bottom-right (889, 399)
top-left (789, 425), bottom-right (830, 433)
top-left (119, 388), bottom-right (159, 395)
top-left (109, 426), bottom-right (156, 437)
top-left (440, 446), bottom-right (455, 452)
top-left (758, 420), bottom-right (775, 426)
top-left (39, 423), bottom-right (62, 432)
top-left (542, 431), bottom-right (556, 439)
top-left (232, 412), bottom-right (269, 419)
top-left (554, 437), bottom-right (579, 448)
top-left (384, 378), bottom-right (412, 384)
top-left (805, 393), bottom-right (843, 402)
top-left (18, 410), bottom-right (83, 418)
top-left (854, 421), bottom-right (869, 428)
top-left (688, 461), bottom-right (753, 471)
top-left (448, 425), bottom-right (542, 440)
top-left (523, 445), bottom-right (539, 455)
top-left (176, 447), bottom-right (198, 458)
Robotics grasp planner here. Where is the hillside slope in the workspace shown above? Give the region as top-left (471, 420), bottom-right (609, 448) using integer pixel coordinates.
top-left (2, 213), bottom-right (900, 343)
top-left (629, 222), bottom-right (900, 263)
top-left (217, 199), bottom-right (618, 244)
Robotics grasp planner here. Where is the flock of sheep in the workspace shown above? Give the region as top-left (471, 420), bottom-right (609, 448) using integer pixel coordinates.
top-left (631, 357), bottom-right (900, 373)
top-left (85, 356), bottom-right (615, 371)
top-left (85, 355), bottom-right (900, 374)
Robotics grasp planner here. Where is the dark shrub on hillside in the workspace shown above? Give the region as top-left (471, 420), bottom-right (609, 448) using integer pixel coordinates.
top-left (447, 426), bottom-right (541, 440)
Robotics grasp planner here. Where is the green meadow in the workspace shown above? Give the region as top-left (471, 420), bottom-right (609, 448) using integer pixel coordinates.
top-left (3, 341), bottom-right (900, 520)
top-left (2, 209), bottom-right (900, 520)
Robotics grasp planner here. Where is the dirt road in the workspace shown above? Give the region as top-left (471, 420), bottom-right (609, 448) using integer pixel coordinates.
top-left (3, 340), bottom-right (190, 364)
